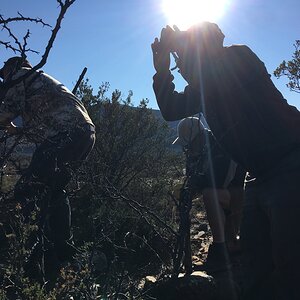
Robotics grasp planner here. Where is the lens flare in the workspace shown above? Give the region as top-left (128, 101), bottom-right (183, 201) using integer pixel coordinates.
top-left (162, 0), bottom-right (230, 29)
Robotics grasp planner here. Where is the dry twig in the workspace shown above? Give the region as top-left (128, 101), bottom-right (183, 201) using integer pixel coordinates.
top-left (0, 0), bottom-right (76, 93)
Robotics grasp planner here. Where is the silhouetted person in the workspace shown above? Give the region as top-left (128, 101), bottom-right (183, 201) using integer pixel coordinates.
top-left (152, 22), bottom-right (300, 300)
top-left (0, 57), bottom-right (95, 280)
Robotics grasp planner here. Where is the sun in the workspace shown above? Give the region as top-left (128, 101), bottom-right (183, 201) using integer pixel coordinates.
top-left (162, 0), bottom-right (230, 30)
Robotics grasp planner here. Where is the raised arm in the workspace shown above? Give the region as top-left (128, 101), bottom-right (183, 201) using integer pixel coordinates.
top-left (152, 71), bottom-right (200, 121)
top-left (151, 27), bottom-right (201, 121)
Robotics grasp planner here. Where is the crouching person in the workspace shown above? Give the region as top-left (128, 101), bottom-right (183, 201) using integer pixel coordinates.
top-left (0, 57), bottom-right (95, 280)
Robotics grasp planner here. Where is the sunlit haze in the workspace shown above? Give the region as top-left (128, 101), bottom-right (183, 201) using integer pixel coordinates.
top-left (162, 0), bottom-right (230, 30)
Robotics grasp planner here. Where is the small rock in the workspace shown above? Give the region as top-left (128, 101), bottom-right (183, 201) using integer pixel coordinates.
top-left (148, 272), bottom-right (217, 300)
top-left (146, 275), bottom-right (156, 283)
top-left (192, 231), bottom-right (206, 240)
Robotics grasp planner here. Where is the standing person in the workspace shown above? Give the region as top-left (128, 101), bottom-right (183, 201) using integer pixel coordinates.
top-left (174, 116), bottom-right (244, 274)
top-left (151, 22), bottom-right (300, 299)
top-left (0, 57), bottom-right (95, 278)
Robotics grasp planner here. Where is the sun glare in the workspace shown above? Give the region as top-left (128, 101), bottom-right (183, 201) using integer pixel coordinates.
top-left (162, 0), bottom-right (230, 30)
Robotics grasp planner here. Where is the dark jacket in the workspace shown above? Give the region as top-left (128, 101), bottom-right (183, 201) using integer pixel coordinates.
top-left (153, 45), bottom-right (300, 176)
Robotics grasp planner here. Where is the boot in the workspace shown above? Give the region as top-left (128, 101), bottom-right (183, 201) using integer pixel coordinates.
top-left (195, 242), bottom-right (232, 274)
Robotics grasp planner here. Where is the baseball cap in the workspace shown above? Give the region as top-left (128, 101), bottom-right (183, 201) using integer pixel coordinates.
top-left (187, 22), bottom-right (224, 37)
top-left (0, 57), bottom-right (32, 79)
top-left (172, 117), bottom-right (203, 146)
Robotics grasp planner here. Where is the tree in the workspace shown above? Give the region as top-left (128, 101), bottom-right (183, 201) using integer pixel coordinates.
top-left (274, 40), bottom-right (300, 94)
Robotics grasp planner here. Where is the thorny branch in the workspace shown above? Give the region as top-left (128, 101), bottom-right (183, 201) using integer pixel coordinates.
top-left (0, 12), bottom-right (50, 55)
top-left (0, 12), bottom-right (51, 26)
top-left (37, 0), bottom-right (76, 70)
top-left (0, 41), bottom-right (19, 53)
top-left (2, 21), bottom-right (27, 55)
top-left (0, 0), bottom-right (76, 94)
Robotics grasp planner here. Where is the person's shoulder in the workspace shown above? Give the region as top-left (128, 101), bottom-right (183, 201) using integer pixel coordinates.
top-left (225, 44), bottom-right (259, 59)
top-left (224, 44), bottom-right (266, 74)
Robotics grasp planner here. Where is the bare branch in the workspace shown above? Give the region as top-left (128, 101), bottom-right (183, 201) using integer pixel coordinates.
top-left (20, 30), bottom-right (38, 55)
top-left (38, 0), bottom-right (76, 67)
top-left (22, 29), bottom-right (30, 52)
top-left (0, 41), bottom-right (19, 53)
top-left (2, 22), bottom-right (23, 53)
top-left (1, 0), bottom-right (76, 95)
top-left (57, 0), bottom-right (64, 7)
top-left (0, 37), bottom-right (38, 55)
top-left (0, 13), bottom-right (51, 27)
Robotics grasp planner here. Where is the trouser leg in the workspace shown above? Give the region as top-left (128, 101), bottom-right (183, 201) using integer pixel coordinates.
top-left (241, 168), bottom-right (300, 300)
top-left (202, 188), bottom-right (229, 243)
top-left (240, 183), bottom-right (274, 300)
top-left (46, 190), bottom-right (71, 242)
top-left (226, 186), bottom-right (244, 242)
top-left (264, 171), bottom-right (300, 300)
top-left (45, 190), bottom-right (78, 261)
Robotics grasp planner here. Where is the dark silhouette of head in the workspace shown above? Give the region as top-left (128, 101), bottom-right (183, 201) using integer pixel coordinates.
top-left (0, 56), bottom-right (32, 79)
top-left (186, 22), bottom-right (224, 48)
top-left (175, 22), bottom-right (225, 87)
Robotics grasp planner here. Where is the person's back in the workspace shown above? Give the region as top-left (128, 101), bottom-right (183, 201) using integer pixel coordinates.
top-left (201, 45), bottom-right (300, 176)
top-left (4, 67), bottom-right (93, 142)
top-left (152, 25), bottom-right (300, 177)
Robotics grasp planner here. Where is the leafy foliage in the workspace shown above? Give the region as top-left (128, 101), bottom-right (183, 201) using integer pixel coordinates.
top-left (274, 40), bottom-right (300, 93)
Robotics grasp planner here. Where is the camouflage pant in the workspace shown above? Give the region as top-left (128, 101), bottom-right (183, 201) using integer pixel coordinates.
top-left (15, 124), bottom-right (95, 252)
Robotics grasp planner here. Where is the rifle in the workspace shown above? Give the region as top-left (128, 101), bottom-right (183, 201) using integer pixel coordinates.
top-left (72, 67), bottom-right (87, 95)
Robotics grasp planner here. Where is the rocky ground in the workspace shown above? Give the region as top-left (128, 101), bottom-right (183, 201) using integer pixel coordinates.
top-left (139, 196), bottom-right (244, 300)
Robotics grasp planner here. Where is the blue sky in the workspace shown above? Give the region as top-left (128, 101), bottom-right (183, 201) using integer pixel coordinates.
top-left (1, 0), bottom-right (299, 110)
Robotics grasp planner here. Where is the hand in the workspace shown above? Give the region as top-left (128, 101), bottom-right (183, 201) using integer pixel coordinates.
top-left (151, 37), bottom-right (170, 73)
top-left (160, 25), bottom-right (177, 51)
